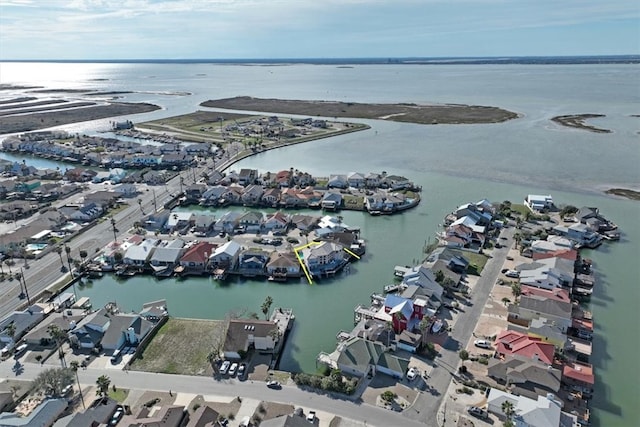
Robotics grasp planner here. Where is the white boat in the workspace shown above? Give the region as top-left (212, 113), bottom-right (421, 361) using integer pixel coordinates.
top-left (384, 284), bottom-right (400, 294)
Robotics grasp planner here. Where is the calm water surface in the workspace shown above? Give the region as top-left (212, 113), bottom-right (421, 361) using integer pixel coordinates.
top-left (1, 62), bottom-right (638, 426)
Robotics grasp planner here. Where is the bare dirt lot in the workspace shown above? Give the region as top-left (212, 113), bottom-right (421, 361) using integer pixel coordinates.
top-left (130, 318), bottom-right (226, 376)
top-left (201, 96), bottom-right (519, 125)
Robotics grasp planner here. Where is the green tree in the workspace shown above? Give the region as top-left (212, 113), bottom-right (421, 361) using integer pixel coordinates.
top-left (502, 297), bottom-right (512, 307)
top-left (47, 324), bottom-right (68, 367)
top-left (501, 400), bottom-right (516, 423)
top-left (79, 250), bottom-right (88, 265)
top-left (381, 390), bottom-right (397, 403)
top-left (69, 360), bottom-right (85, 409)
top-left (511, 282), bottom-right (522, 302)
top-left (459, 349), bottom-right (469, 366)
top-left (261, 296), bottom-right (273, 320)
top-left (31, 367), bottom-right (74, 397)
top-left (96, 375), bottom-right (111, 397)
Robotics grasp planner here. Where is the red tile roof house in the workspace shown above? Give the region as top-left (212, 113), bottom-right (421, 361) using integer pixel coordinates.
top-left (562, 361), bottom-right (595, 394)
top-left (178, 242), bottom-right (217, 275)
top-left (494, 330), bottom-right (556, 365)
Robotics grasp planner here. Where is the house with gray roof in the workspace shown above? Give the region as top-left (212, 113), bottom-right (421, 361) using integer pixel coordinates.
top-left (303, 241), bottom-right (347, 276)
top-left (208, 240), bottom-right (241, 269)
top-left (0, 306), bottom-right (45, 349)
top-left (123, 239), bottom-right (158, 267)
top-left (23, 311), bottom-right (85, 346)
top-left (68, 308), bottom-right (111, 349)
top-left (149, 239), bottom-right (185, 273)
top-left (223, 319), bottom-right (278, 360)
top-left (100, 314), bottom-right (154, 354)
top-left (259, 414), bottom-right (310, 427)
top-left (119, 404), bottom-right (185, 427)
top-left (488, 355), bottom-right (562, 401)
top-left (487, 388), bottom-right (578, 427)
top-left (0, 398), bottom-right (67, 427)
top-left (54, 397), bottom-right (119, 427)
top-left (517, 257), bottom-right (575, 290)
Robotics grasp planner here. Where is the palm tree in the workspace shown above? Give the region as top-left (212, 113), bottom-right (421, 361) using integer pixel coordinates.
top-left (47, 324), bottom-right (68, 367)
top-left (64, 245), bottom-right (74, 278)
top-left (459, 349), bottom-right (469, 367)
top-left (55, 247), bottom-right (64, 268)
top-left (501, 297), bottom-right (512, 307)
top-left (511, 282), bottom-right (522, 302)
top-left (261, 296), bottom-right (273, 320)
top-left (79, 250), bottom-right (88, 266)
top-left (501, 400), bottom-right (516, 423)
top-left (96, 375), bottom-right (111, 398)
top-left (69, 361), bottom-right (86, 409)
top-left (110, 217), bottom-right (117, 242)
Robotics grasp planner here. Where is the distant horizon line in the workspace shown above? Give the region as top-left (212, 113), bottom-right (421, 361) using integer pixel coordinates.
top-left (1, 55), bottom-right (639, 65)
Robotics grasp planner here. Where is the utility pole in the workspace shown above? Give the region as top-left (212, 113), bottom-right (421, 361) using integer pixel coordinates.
top-left (20, 267), bottom-right (30, 305)
top-left (110, 217), bottom-right (117, 242)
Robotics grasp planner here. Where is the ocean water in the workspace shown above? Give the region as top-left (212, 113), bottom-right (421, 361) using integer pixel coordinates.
top-left (1, 62), bottom-right (639, 426)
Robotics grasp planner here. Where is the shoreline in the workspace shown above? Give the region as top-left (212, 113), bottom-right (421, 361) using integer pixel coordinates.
top-left (551, 114), bottom-right (611, 133)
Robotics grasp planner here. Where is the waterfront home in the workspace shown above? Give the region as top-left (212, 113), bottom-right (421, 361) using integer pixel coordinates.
top-left (64, 167), bottom-right (97, 182)
top-left (165, 212), bottom-right (194, 233)
top-left (238, 249), bottom-right (270, 276)
top-left (238, 168), bottom-right (258, 186)
top-left (382, 294), bottom-right (426, 333)
top-left (327, 174), bottom-right (348, 189)
top-left (237, 210), bottom-right (264, 233)
top-left (113, 183), bottom-right (137, 198)
top-left (321, 191), bottom-right (343, 210)
top-left (575, 206), bottom-right (617, 231)
top-left (562, 361), bottom-right (595, 394)
top-left (266, 252), bottom-right (300, 278)
top-left (303, 241), bottom-right (348, 276)
top-left (486, 389), bottom-right (578, 427)
top-left (382, 174), bottom-right (412, 190)
top-left (222, 319), bottom-right (279, 360)
top-left (208, 240), bottom-right (241, 269)
top-left (179, 242), bottom-right (217, 274)
top-left (199, 185), bottom-right (227, 206)
top-left (220, 185), bottom-right (244, 204)
top-left (263, 211), bottom-right (289, 232)
top-left (185, 184), bottom-right (206, 201)
top-left (279, 188), bottom-right (305, 207)
top-left (396, 329), bottom-right (422, 353)
top-left (149, 239), bottom-right (185, 273)
top-left (100, 313), bottom-right (154, 355)
top-left (530, 236), bottom-right (574, 255)
top-left (551, 223), bottom-right (602, 248)
top-left (214, 211), bottom-right (242, 234)
top-left (240, 184), bottom-right (264, 205)
top-left (161, 153), bottom-right (193, 168)
top-left (425, 247), bottom-right (469, 274)
top-left (517, 257), bottom-right (575, 290)
top-left (139, 300), bottom-right (169, 323)
top-left (487, 355), bottom-right (562, 401)
top-left (494, 330), bottom-right (556, 365)
top-left (400, 265), bottom-right (444, 303)
top-left (123, 239), bottom-right (158, 267)
top-left (347, 172), bottom-right (366, 188)
top-left (92, 171), bottom-right (112, 183)
top-left (508, 317), bottom-right (569, 349)
top-left (261, 188), bottom-right (280, 207)
top-left (364, 172), bottom-right (382, 188)
top-left (318, 336), bottom-right (409, 379)
top-left (68, 308), bottom-right (111, 349)
top-left (205, 170), bottom-right (224, 186)
top-left (290, 214), bottom-right (320, 232)
top-left (399, 286), bottom-right (437, 317)
top-left (524, 194), bottom-right (554, 212)
top-left (508, 286), bottom-right (573, 333)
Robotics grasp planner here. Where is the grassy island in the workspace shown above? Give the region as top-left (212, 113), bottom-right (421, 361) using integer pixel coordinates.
top-left (605, 188), bottom-right (640, 201)
top-left (551, 114), bottom-right (611, 133)
top-left (201, 96), bottom-right (519, 125)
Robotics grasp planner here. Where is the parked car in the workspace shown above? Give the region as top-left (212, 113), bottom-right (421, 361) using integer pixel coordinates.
top-left (229, 362), bottom-right (238, 376)
top-left (220, 360), bottom-right (231, 375)
top-left (238, 363), bottom-right (247, 378)
top-left (474, 339), bottom-right (492, 349)
top-left (467, 406), bottom-right (489, 419)
top-left (109, 407), bottom-right (125, 426)
top-left (306, 410), bottom-right (316, 422)
top-left (266, 380), bottom-right (281, 389)
top-left (406, 367), bottom-right (419, 381)
top-left (505, 270), bottom-right (520, 278)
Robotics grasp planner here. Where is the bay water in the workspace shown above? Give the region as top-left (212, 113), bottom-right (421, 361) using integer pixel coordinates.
top-left (1, 62), bottom-right (638, 426)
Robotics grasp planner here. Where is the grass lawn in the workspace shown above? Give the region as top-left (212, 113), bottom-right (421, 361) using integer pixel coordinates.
top-left (108, 388), bottom-right (129, 403)
top-left (342, 194), bottom-right (364, 210)
top-left (451, 250), bottom-right (490, 275)
top-left (510, 203), bottom-right (530, 217)
top-left (130, 318), bottom-right (226, 376)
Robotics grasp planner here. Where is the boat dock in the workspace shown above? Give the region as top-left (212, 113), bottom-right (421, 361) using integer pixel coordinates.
top-left (394, 265), bottom-right (411, 278)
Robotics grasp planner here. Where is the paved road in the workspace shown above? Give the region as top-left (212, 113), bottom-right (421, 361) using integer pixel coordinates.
top-left (405, 227), bottom-right (515, 423)
top-left (0, 360), bottom-right (426, 427)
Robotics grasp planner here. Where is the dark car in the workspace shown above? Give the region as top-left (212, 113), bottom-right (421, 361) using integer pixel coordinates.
top-left (266, 380), bottom-right (281, 389)
top-left (467, 406), bottom-right (488, 419)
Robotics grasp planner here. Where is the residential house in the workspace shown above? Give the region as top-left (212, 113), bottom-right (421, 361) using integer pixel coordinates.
top-left (23, 311), bottom-right (85, 346)
top-left (261, 188), bottom-right (281, 207)
top-left (100, 314), bottom-right (154, 354)
top-left (142, 211), bottom-right (170, 232)
top-left (551, 223), bottom-right (602, 248)
top-left (575, 206), bottom-right (616, 232)
top-left (517, 257), bottom-right (575, 290)
top-left (84, 191), bottom-right (119, 209)
top-left (486, 389), bottom-right (578, 427)
top-left (488, 355), bottom-right (562, 401)
top-left (396, 330), bottom-right (422, 353)
top-left (184, 406), bottom-right (220, 427)
top-left (525, 194), bottom-right (554, 212)
top-left (139, 300), bottom-right (169, 323)
top-left (68, 308), bottom-right (111, 349)
top-left (347, 172), bottom-right (365, 188)
top-left (290, 214), bottom-right (319, 232)
top-left (0, 306), bottom-right (46, 349)
top-left (222, 319), bottom-right (279, 360)
top-left (118, 404), bottom-right (186, 427)
top-left (319, 336), bottom-right (409, 379)
top-left (208, 240), bottom-right (241, 270)
top-left (382, 294), bottom-right (426, 333)
top-left (494, 330), bottom-right (556, 365)
top-left (238, 249), bottom-right (270, 275)
top-left (382, 174), bottom-right (412, 190)
top-left (199, 186), bottom-right (227, 206)
top-left (214, 211), bottom-right (242, 234)
top-left (123, 239), bottom-right (158, 267)
top-left (400, 265), bottom-right (444, 304)
top-left (279, 188), bottom-right (304, 207)
top-left (327, 174), bottom-right (348, 189)
top-left (164, 212), bottom-right (194, 233)
top-left (237, 211), bottom-right (264, 233)
top-left (264, 211), bottom-right (289, 232)
top-left (562, 361), bottom-right (595, 394)
top-left (149, 239), bottom-right (185, 273)
top-left (64, 168), bottom-right (97, 182)
top-left (238, 168), bottom-right (258, 186)
top-left (57, 396), bottom-right (119, 427)
top-left (185, 184), bottom-right (206, 201)
top-left (266, 252), bottom-right (300, 278)
top-left (364, 172), bottom-right (382, 188)
top-left (192, 215), bottom-right (216, 236)
top-left (113, 183), bottom-right (137, 198)
top-left (259, 414), bottom-right (311, 427)
top-left (303, 241), bottom-right (347, 276)
top-left (509, 286), bottom-right (573, 334)
top-left (241, 184), bottom-right (264, 205)
top-left (179, 242), bottom-right (216, 273)
top-left (321, 192), bottom-right (343, 210)
top-left (0, 398), bottom-right (68, 427)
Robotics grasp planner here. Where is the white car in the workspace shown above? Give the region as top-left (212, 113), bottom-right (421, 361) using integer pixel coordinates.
top-left (228, 362), bottom-right (238, 376)
top-left (474, 339), bottom-right (492, 349)
top-left (406, 367), bottom-right (419, 381)
top-left (505, 270), bottom-right (520, 278)
top-left (220, 360), bottom-right (231, 375)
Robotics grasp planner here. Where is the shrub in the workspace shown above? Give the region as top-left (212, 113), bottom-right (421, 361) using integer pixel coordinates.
top-left (193, 403), bottom-right (201, 411)
top-left (381, 391), bottom-right (397, 402)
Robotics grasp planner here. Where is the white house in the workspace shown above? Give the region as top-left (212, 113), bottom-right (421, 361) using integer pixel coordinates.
top-left (487, 388), bottom-right (578, 427)
top-left (525, 194), bottom-right (554, 212)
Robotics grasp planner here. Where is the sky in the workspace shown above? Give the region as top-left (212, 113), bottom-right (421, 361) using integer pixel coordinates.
top-left (0, 0), bottom-right (638, 60)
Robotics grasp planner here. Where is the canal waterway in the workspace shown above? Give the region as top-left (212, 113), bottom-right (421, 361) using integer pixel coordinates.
top-left (1, 62), bottom-right (638, 426)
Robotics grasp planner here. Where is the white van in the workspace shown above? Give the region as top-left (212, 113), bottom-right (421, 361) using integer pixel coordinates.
top-left (14, 344), bottom-right (28, 359)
